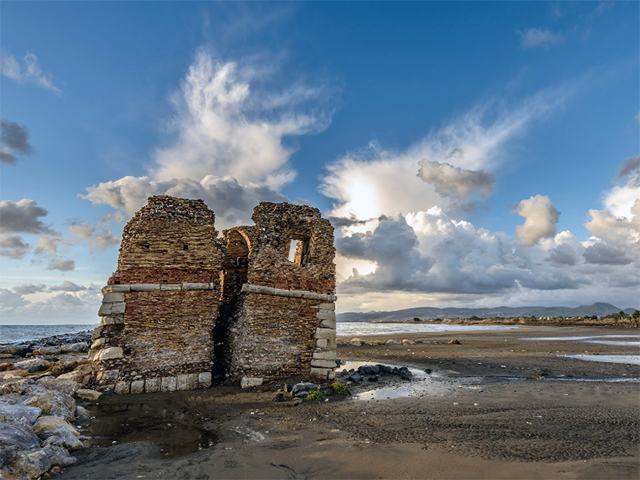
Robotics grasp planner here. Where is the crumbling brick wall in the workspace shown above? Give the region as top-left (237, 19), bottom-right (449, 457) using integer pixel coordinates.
top-left (88, 196), bottom-right (336, 394)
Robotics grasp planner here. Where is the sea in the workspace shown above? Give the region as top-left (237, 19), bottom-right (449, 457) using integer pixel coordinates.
top-left (0, 324), bottom-right (98, 345)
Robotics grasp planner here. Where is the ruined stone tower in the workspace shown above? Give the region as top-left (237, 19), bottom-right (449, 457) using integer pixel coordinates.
top-left (88, 196), bottom-right (337, 394)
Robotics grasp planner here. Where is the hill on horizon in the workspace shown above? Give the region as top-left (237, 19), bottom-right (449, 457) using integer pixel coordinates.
top-left (336, 302), bottom-right (638, 322)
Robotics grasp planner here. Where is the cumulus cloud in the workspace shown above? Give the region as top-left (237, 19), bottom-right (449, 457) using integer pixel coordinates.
top-left (0, 234), bottom-right (31, 259)
top-left (34, 235), bottom-right (62, 257)
top-left (0, 199), bottom-right (55, 235)
top-left (515, 195), bottom-right (560, 247)
top-left (322, 83), bottom-right (573, 222)
top-left (46, 259), bottom-right (75, 271)
top-left (68, 223), bottom-right (119, 251)
top-left (12, 284), bottom-right (47, 295)
top-left (520, 28), bottom-right (565, 49)
top-left (0, 286), bottom-right (102, 323)
top-left (417, 160), bottom-right (494, 199)
top-left (1, 120), bottom-right (34, 165)
top-left (82, 49), bottom-right (333, 229)
top-left (1, 51), bottom-right (61, 95)
top-left (49, 281), bottom-right (87, 292)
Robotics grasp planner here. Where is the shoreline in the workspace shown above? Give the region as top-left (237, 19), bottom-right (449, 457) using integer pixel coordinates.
top-left (55, 324), bottom-right (640, 480)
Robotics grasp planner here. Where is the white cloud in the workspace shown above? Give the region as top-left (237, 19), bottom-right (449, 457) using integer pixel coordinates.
top-left (1, 51), bottom-right (62, 95)
top-left (0, 234), bottom-right (31, 259)
top-left (49, 281), bottom-right (87, 292)
top-left (46, 259), bottom-right (75, 271)
top-left (0, 199), bottom-right (55, 235)
top-left (520, 28), bottom-right (565, 49)
top-left (322, 84), bottom-right (573, 222)
top-left (417, 160), bottom-right (494, 199)
top-left (83, 49), bottom-right (334, 229)
top-left (69, 222), bottom-right (119, 251)
top-left (515, 194), bottom-right (561, 247)
top-left (12, 283), bottom-right (47, 295)
top-left (34, 236), bottom-right (62, 257)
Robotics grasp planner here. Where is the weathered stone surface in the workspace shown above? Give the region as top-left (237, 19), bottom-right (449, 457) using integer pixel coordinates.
top-left (33, 416), bottom-right (79, 437)
top-left (0, 403), bottom-right (41, 425)
top-left (43, 444), bottom-right (77, 467)
top-left (240, 377), bottom-right (263, 388)
top-left (129, 381), bottom-right (144, 394)
top-left (36, 378), bottom-right (79, 396)
top-left (75, 406), bottom-right (91, 420)
top-left (7, 449), bottom-right (51, 479)
top-left (0, 420), bottom-right (40, 450)
top-left (161, 377), bottom-right (177, 392)
top-left (144, 378), bottom-right (160, 393)
top-left (114, 382), bottom-right (130, 395)
top-left (41, 427), bottom-right (84, 451)
top-left (13, 359), bottom-right (50, 372)
top-left (75, 389), bottom-right (102, 401)
top-left (311, 359), bottom-right (337, 368)
top-left (198, 372), bottom-right (212, 388)
top-left (312, 350), bottom-right (337, 360)
top-left (61, 342), bottom-right (89, 354)
top-left (23, 390), bottom-right (76, 420)
top-left (88, 196), bottom-right (337, 391)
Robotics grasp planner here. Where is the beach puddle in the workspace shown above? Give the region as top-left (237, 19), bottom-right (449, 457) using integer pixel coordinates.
top-left (523, 335), bottom-right (640, 347)
top-left (85, 398), bottom-right (218, 457)
top-left (339, 361), bottom-right (477, 401)
top-left (559, 354), bottom-right (640, 366)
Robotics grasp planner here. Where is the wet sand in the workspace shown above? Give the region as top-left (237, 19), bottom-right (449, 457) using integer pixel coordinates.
top-left (62, 325), bottom-right (639, 479)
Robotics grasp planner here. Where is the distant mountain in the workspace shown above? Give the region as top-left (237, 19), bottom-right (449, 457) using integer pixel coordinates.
top-left (336, 302), bottom-right (637, 322)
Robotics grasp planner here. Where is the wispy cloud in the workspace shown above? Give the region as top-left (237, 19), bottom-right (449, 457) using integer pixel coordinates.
top-left (1, 51), bottom-right (62, 95)
top-left (46, 259), bottom-right (75, 271)
top-left (520, 28), bottom-right (565, 49)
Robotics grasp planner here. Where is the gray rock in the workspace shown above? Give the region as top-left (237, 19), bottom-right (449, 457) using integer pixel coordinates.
top-left (0, 444), bottom-right (18, 468)
top-left (75, 406), bottom-right (91, 420)
top-left (23, 388), bottom-right (76, 420)
top-left (61, 342), bottom-right (89, 354)
top-left (8, 448), bottom-right (52, 479)
top-left (36, 345), bottom-right (62, 356)
top-left (41, 427), bottom-right (83, 451)
top-left (43, 444), bottom-right (77, 467)
top-left (347, 373), bottom-right (362, 382)
top-left (0, 419), bottom-right (40, 450)
top-left (36, 377), bottom-right (80, 396)
top-left (12, 358), bottom-right (50, 371)
top-left (0, 403), bottom-right (42, 425)
top-left (291, 382), bottom-right (318, 396)
top-left (273, 393), bottom-right (286, 402)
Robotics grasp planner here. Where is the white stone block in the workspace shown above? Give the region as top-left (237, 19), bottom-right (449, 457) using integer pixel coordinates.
top-left (176, 374), bottom-right (198, 391)
top-left (310, 367), bottom-right (333, 379)
top-left (316, 338), bottom-right (328, 348)
top-left (198, 372), bottom-right (212, 388)
top-left (315, 328), bottom-right (335, 339)
top-left (318, 302), bottom-right (335, 311)
top-left (320, 318), bottom-right (336, 329)
top-left (96, 347), bottom-right (123, 361)
top-left (161, 376), bottom-right (177, 392)
top-left (182, 283), bottom-right (210, 290)
top-left (160, 284), bottom-right (182, 291)
top-left (103, 285), bottom-right (131, 293)
top-left (131, 284), bottom-right (161, 292)
top-left (91, 338), bottom-right (105, 349)
top-left (311, 359), bottom-right (337, 368)
top-left (130, 380), bottom-right (144, 394)
top-left (313, 350), bottom-right (337, 360)
top-left (144, 378), bottom-right (160, 393)
top-left (316, 310), bottom-right (335, 321)
top-left (240, 377), bottom-right (263, 388)
top-left (103, 292), bottom-right (125, 303)
top-left (114, 381), bottom-right (130, 395)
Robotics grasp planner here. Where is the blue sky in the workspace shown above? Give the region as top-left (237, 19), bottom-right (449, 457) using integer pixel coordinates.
top-left (1, 1), bottom-right (638, 324)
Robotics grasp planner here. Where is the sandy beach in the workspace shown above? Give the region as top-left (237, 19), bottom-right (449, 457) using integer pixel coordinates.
top-left (54, 325), bottom-right (639, 480)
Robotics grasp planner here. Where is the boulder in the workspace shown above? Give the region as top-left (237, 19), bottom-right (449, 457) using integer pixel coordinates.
top-left (42, 444), bottom-right (77, 467)
top-left (6, 449), bottom-right (51, 480)
top-left (12, 359), bottom-right (50, 372)
top-left (75, 389), bottom-right (102, 402)
top-left (347, 373), bottom-right (362, 383)
top-left (61, 342), bottom-right (89, 354)
top-left (27, 365), bottom-right (47, 374)
top-left (36, 377), bottom-right (80, 396)
top-left (24, 390), bottom-right (76, 420)
top-left (75, 406), bottom-right (91, 420)
top-left (0, 420), bottom-right (40, 450)
top-left (240, 377), bottom-right (263, 389)
top-left (41, 428), bottom-right (84, 451)
top-left (0, 445), bottom-right (18, 469)
top-left (349, 338), bottom-right (366, 346)
top-left (273, 393), bottom-right (286, 402)
top-left (385, 339), bottom-right (401, 345)
top-left (56, 363), bottom-right (92, 385)
top-left (35, 345), bottom-right (62, 356)
top-left (33, 416), bottom-right (79, 437)
top-left (0, 403), bottom-right (42, 425)
top-left (291, 383), bottom-right (318, 396)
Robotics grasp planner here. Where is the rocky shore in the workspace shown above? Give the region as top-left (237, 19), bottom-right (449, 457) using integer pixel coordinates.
top-left (2, 325), bottom-right (639, 479)
top-left (0, 331), bottom-right (103, 479)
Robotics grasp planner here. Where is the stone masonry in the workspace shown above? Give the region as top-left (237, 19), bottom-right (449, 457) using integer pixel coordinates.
top-left (88, 196), bottom-right (337, 394)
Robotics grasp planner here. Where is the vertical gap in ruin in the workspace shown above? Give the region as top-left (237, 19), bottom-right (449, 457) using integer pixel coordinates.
top-left (287, 239), bottom-right (299, 263)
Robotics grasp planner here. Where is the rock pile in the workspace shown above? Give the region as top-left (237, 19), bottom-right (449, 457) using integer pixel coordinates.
top-left (0, 335), bottom-right (97, 479)
top-left (338, 364), bottom-right (414, 382)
